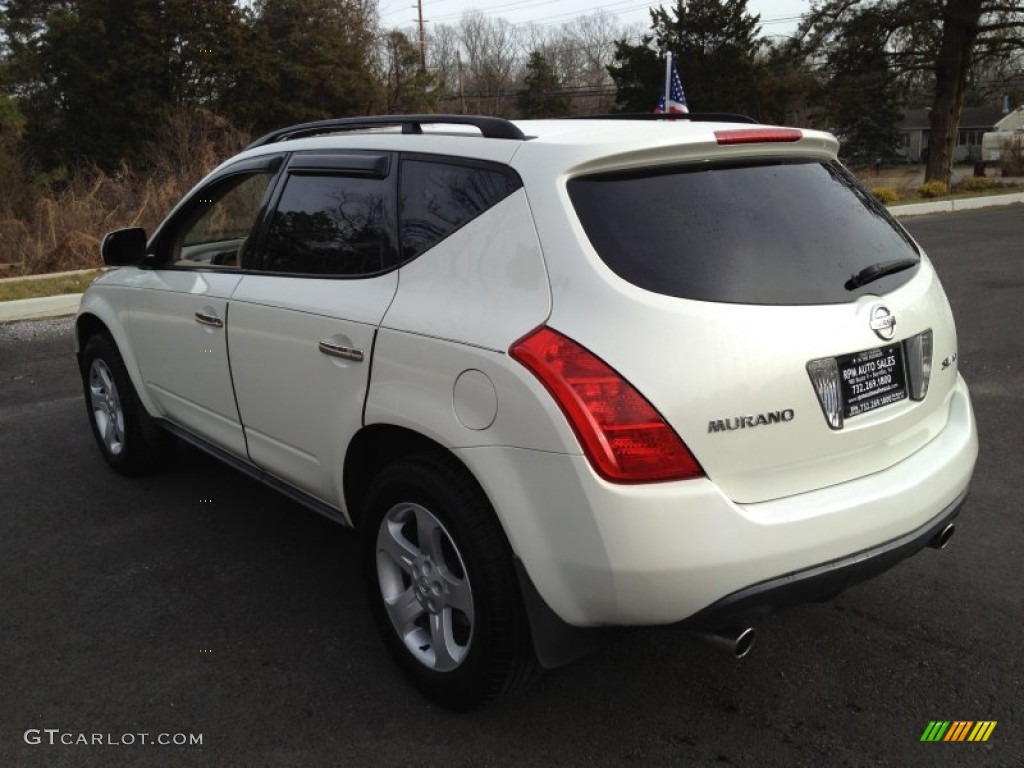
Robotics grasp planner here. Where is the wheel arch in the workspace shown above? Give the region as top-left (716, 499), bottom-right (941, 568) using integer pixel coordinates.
top-left (75, 312), bottom-right (109, 367)
top-left (75, 300), bottom-right (159, 417)
top-left (344, 422), bottom-right (597, 670)
top-left (343, 423), bottom-right (470, 529)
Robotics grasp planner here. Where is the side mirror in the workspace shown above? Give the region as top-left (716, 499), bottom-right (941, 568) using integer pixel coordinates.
top-left (100, 227), bottom-right (147, 266)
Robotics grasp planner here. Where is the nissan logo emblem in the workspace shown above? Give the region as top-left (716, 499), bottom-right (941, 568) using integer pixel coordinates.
top-left (869, 304), bottom-right (896, 340)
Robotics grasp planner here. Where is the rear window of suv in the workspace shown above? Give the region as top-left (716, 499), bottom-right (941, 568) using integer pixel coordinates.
top-left (567, 159), bottom-right (920, 305)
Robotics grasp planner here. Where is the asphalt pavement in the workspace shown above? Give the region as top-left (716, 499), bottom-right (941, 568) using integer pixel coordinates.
top-left (0, 206), bottom-right (1021, 767)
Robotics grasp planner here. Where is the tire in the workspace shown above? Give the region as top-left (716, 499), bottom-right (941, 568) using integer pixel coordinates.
top-left (81, 333), bottom-right (172, 475)
top-left (361, 453), bottom-right (539, 710)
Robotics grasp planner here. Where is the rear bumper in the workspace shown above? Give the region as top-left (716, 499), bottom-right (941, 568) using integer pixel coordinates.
top-left (457, 375), bottom-right (977, 629)
top-left (679, 486), bottom-right (967, 631)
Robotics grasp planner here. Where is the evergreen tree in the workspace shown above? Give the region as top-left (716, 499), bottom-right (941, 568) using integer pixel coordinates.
top-left (517, 51), bottom-right (570, 118)
top-left (608, 0), bottom-right (764, 115)
top-left (245, 0), bottom-right (384, 134)
top-left (606, 38), bottom-right (662, 113)
top-left (382, 31), bottom-right (441, 115)
top-left (0, 92), bottom-right (29, 213)
top-left (821, 5), bottom-right (903, 163)
top-left (0, 0), bottom-right (249, 170)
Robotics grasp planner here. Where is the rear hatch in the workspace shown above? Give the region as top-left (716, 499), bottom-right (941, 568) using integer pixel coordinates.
top-left (556, 150), bottom-right (959, 503)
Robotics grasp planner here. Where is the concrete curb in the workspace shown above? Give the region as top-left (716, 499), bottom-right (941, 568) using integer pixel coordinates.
top-left (0, 293), bottom-right (83, 323)
top-left (2, 192), bottom-right (1022, 324)
top-left (888, 191), bottom-right (1024, 218)
top-left (0, 267), bottom-right (103, 285)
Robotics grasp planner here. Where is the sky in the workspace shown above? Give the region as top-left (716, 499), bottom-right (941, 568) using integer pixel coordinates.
top-left (378, 0), bottom-right (811, 41)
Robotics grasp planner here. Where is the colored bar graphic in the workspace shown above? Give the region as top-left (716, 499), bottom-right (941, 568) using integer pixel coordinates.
top-left (969, 722), bottom-right (997, 742)
top-left (921, 721), bottom-right (950, 741)
top-left (944, 721), bottom-right (972, 741)
top-left (921, 720), bottom-right (996, 742)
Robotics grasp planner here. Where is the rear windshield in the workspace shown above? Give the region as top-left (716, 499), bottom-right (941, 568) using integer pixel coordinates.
top-left (567, 159), bottom-right (920, 305)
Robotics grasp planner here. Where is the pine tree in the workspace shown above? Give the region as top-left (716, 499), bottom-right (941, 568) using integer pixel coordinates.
top-left (517, 51), bottom-right (570, 118)
top-left (244, 0), bottom-right (384, 134)
top-left (608, 0), bottom-right (764, 115)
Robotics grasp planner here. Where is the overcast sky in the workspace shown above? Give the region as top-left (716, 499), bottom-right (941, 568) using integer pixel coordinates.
top-left (379, 0), bottom-right (811, 41)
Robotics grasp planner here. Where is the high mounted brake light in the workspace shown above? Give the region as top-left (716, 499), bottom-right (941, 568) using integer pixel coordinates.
top-left (511, 327), bottom-right (703, 483)
top-left (715, 128), bottom-right (803, 145)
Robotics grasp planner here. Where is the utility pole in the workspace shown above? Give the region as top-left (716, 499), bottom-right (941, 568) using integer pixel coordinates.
top-left (415, 0), bottom-right (426, 72)
top-left (457, 51), bottom-right (466, 114)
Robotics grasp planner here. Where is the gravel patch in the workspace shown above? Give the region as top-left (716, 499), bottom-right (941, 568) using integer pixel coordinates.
top-left (0, 314), bottom-right (76, 343)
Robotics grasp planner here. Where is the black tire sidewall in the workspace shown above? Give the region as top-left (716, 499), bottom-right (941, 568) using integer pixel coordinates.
top-left (81, 334), bottom-right (166, 475)
top-left (360, 455), bottom-right (530, 710)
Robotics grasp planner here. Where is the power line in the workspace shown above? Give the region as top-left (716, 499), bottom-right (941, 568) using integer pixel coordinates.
top-left (383, 2), bottom-right (805, 33)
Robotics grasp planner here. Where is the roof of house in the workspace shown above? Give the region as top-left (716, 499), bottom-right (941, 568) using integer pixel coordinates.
top-left (898, 104), bottom-right (1008, 131)
top-left (994, 106), bottom-right (1024, 131)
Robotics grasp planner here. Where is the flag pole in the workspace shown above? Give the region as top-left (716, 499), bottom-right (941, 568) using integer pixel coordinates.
top-left (664, 51), bottom-right (672, 114)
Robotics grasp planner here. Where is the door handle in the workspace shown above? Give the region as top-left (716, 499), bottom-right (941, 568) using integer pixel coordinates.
top-left (318, 340), bottom-right (364, 362)
top-left (194, 309), bottom-right (224, 328)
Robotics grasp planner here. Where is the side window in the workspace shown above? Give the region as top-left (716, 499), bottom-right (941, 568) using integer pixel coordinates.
top-left (399, 159), bottom-right (522, 262)
top-left (260, 174), bottom-right (396, 276)
top-left (172, 173), bottom-right (274, 268)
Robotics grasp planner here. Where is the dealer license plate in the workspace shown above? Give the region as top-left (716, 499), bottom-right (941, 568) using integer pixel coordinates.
top-left (837, 344), bottom-right (908, 418)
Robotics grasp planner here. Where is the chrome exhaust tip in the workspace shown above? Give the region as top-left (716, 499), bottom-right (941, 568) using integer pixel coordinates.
top-left (928, 522), bottom-right (956, 550)
top-left (702, 626), bottom-right (756, 659)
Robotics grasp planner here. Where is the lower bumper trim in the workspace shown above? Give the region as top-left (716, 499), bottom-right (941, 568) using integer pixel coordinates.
top-left (679, 486), bottom-right (969, 632)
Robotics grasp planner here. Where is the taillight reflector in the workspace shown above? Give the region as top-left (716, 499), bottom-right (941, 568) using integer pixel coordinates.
top-left (715, 128), bottom-right (803, 145)
top-left (510, 327), bottom-right (703, 483)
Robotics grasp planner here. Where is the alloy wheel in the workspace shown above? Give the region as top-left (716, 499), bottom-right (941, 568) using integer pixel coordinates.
top-left (375, 502), bottom-right (474, 672)
top-left (89, 358), bottom-right (125, 456)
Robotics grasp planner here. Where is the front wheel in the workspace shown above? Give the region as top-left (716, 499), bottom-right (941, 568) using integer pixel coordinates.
top-left (361, 453), bottom-right (538, 710)
top-left (81, 334), bottom-right (172, 475)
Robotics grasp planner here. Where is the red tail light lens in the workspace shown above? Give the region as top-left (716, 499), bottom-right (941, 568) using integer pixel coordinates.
top-left (510, 327), bottom-right (703, 483)
top-left (715, 128), bottom-right (803, 145)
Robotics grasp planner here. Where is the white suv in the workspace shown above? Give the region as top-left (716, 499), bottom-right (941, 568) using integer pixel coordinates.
top-left (77, 114), bottom-right (978, 709)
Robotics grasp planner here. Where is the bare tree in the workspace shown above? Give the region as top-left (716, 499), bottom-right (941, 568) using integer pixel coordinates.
top-left (413, 10), bottom-right (640, 116)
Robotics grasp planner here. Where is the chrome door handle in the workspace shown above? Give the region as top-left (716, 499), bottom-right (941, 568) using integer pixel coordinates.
top-left (318, 340), bottom-right (364, 362)
top-left (194, 310), bottom-right (224, 328)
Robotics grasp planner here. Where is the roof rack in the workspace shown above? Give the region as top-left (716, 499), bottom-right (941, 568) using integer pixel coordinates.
top-left (568, 113), bottom-right (759, 124)
top-left (247, 114), bottom-right (526, 149)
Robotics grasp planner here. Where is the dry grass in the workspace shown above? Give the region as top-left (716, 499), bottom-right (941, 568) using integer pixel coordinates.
top-left (856, 167), bottom-right (924, 201)
top-left (858, 165), bottom-right (1023, 204)
top-left (0, 269), bottom-right (104, 301)
top-left (916, 180), bottom-right (949, 198)
top-left (0, 109), bottom-right (248, 277)
top-left (869, 186), bottom-right (902, 203)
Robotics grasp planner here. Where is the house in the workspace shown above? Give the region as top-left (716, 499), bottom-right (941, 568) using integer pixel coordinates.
top-left (992, 105), bottom-right (1024, 133)
top-left (897, 104), bottom-right (1007, 163)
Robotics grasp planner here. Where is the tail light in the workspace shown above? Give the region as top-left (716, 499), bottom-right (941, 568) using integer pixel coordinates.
top-left (510, 327), bottom-right (703, 483)
top-left (806, 357), bottom-right (843, 429)
top-left (904, 330), bottom-right (933, 401)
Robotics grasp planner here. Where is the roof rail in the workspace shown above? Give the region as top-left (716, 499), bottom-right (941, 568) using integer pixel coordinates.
top-left (247, 114), bottom-right (526, 149)
top-left (568, 113), bottom-right (759, 124)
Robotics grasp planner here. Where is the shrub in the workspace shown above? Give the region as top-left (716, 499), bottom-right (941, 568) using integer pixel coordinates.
top-left (916, 180), bottom-right (949, 199)
top-left (959, 177), bottom-right (994, 192)
top-left (0, 107), bottom-right (248, 276)
top-left (870, 186), bottom-right (902, 204)
top-left (1000, 139), bottom-right (1024, 177)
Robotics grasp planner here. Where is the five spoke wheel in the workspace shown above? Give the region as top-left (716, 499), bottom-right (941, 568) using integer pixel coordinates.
top-left (81, 333), bottom-right (172, 475)
top-left (376, 502), bottom-right (474, 672)
top-left (89, 358), bottom-right (125, 456)
top-left (361, 454), bottom-right (538, 709)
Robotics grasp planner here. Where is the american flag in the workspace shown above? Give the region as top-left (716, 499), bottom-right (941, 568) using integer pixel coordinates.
top-left (655, 59), bottom-right (689, 114)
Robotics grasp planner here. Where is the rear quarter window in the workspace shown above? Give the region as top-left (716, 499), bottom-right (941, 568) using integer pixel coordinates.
top-left (567, 159), bottom-right (920, 305)
top-left (399, 158), bottom-right (522, 262)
